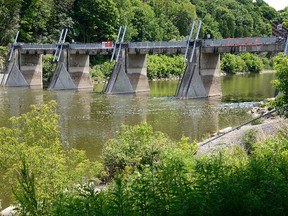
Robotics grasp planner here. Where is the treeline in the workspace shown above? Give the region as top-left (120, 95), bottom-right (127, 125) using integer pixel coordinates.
top-left (1, 0), bottom-right (288, 80)
top-left (1, 0), bottom-right (288, 45)
top-left (221, 52), bottom-right (274, 74)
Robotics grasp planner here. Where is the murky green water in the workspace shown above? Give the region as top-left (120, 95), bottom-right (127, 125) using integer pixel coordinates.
top-left (0, 73), bottom-right (275, 161)
top-left (0, 72), bottom-right (276, 208)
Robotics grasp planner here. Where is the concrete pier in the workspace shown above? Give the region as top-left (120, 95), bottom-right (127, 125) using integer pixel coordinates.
top-left (49, 50), bottom-right (93, 90)
top-left (199, 52), bottom-right (222, 97)
top-left (104, 51), bottom-right (149, 94)
top-left (1, 50), bottom-right (42, 87)
top-left (20, 53), bottom-right (43, 87)
top-left (126, 54), bottom-right (150, 93)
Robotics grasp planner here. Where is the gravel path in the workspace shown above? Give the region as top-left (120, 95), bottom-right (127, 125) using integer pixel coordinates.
top-left (197, 117), bottom-right (288, 154)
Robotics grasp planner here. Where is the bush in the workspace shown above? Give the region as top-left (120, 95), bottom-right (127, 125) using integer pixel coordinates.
top-left (0, 46), bottom-right (8, 72)
top-left (221, 53), bottom-right (266, 74)
top-left (240, 52), bottom-right (264, 73)
top-left (90, 61), bottom-right (114, 82)
top-left (271, 55), bottom-right (288, 115)
top-left (147, 55), bottom-right (185, 79)
top-left (10, 121), bottom-right (288, 215)
top-left (221, 53), bottom-right (238, 74)
top-left (0, 101), bottom-right (104, 214)
top-left (241, 129), bottom-right (258, 154)
top-left (101, 121), bottom-right (176, 178)
top-left (42, 55), bottom-right (56, 84)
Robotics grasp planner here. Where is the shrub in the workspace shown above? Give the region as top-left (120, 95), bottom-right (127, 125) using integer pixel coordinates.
top-left (90, 61), bottom-right (114, 82)
top-left (221, 53), bottom-right (238, 74)
top-left (271, 55), bottom-right (288, 115)
top-left (241, 129), bottom-right (258, 154)
top-left (240, 52), bottom-right (264, 73)
top-left (147, 55), bottom-right (185, 79)
top-left (101, 121), bottom-right (175, 178)
top-left (42, 55), bottom-right (56, 84)
top-left (0, 101), bottom-right (104, 214)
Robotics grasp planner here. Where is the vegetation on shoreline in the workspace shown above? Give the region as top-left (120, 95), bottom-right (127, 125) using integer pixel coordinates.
top-left (1, 105), bottom-right (288, 215)
top-left (90, 52), bottom-right (274, 82)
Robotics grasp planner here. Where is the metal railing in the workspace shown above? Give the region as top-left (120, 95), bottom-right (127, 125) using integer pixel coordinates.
top-left (202, 37), bottom-right (278, 47)
top-left (18, 44), bottom-right (57, 49)
top-left (13, 37), bottom-right (282, 50)
top-left (70, 43), bottom-right (109, 49)
top-left (128, 41), bottom-right (187, 48)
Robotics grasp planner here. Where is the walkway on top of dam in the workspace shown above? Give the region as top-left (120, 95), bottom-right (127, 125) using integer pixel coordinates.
top-left (14, 36), bottom-right (285, 55)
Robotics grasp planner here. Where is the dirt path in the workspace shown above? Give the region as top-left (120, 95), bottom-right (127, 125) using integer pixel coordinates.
top-left (197, 117), bottom-right (288, 154)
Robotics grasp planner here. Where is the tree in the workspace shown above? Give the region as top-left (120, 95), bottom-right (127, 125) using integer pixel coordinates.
top-left (240, 52), bottom-right (264, 73)
top-left (19, 0), bottom-right (54, 42)
top-left (0, 0), bottom-right (21, 45)
top-left (272, 56), bottom-right (288, 113)
top-left (0, 101), bottom-right (104, 211)
top-left (215, 6), bottom-right (236, 38)
top-left (130, 4), bottom-right (162, 41)
top-left (47, 0), bottom-right (75, 43)
top-left (73, 0), bottom-right (119, 42)
top-left (201, 13), bottom-right (222, 39)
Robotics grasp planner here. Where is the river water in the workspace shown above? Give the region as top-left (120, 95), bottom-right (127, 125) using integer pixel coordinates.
top-left (0, 72), bottom-right (277, 208)
top-left (0, 73), bottom-right (276, 161)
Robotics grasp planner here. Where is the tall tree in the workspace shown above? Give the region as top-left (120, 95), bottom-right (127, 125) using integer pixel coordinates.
top-left (0, 0), bottom-right (21, 45)
top-left (73, 0), bottom-right (119, 42)
top-left (130, 4), bottom-right (162, 41)
top-left (47, 0), bottom-right (75, 43)
top-left (19, 0), bottom-right (54, 42)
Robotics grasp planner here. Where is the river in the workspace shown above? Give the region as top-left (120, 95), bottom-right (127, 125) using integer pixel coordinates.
top-left (0, 73), bottom-right (276, 161)
top-left (0, 72), bottom-right (277, 208)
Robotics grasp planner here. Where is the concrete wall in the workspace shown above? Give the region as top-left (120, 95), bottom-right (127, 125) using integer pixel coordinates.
top-left (20, 53), bottom-right (43, 87)
top-left (68, 53), bottom-right (93, 90)
top-left (126, 53), bottom-right (149, 93)
top-left (199, 52), bottom-right (222, 97)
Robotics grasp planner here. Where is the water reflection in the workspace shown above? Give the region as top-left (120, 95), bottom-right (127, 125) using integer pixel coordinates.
top-left (0, 73), bottom-right (276, 161)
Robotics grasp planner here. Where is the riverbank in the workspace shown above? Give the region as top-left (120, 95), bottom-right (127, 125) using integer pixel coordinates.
top-left (197, 116), bottom-right (288, 154)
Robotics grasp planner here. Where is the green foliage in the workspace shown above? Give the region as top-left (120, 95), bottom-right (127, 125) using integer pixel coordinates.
top-left (90, 61), bottom-right (114, 82)
top-left (101, 121), bottom-right (175, 178)
top-left (272, 56), bottom-right (288, 115)
top-left (0, 0), bottom-right (283, 45)
top-left (13, 159), bottom-right (39, 215)
top-left (42, 55), bottom-right (56, 85)
top-left (241, 129), bottom-right (258, 154)
top-left (147, 55), bottom-right (185, 79)
top-left (240, 52), bottom-right (264, 73)
top-left (130, 4), bottom-right (162, 41)
top-left (0, 101), bottom-right (104, 210)
top-left (221, 53), bottom-right (266, 74)
top-left (0, 46), bottom-right (9, 71)
top-left (0, 0), bottom-right (22, 44)
top-left (19, 0), bottom-right (54, 42)
top-left (11, 121), bottom-right (288, 215)
top-left (251, 118), bottom-right (263, 125)
top-left (221, 53), bottom-right (238, 74)
top-left (73, 0), bottom-right (119, 42)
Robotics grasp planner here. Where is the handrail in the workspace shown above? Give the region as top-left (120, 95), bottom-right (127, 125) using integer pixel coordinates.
top-left (111, 26), bottom-right (122, 62)
top-left (8, 31), bottom-right (19, 62)
top-left (115, 25), bottom-right (127, 63)
top-left (184, 21), bottom-right (195, 62)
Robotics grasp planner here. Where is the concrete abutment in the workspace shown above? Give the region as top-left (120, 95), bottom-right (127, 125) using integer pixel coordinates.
top-left (49, 50), bottom-right (93, 90)
top-left (199, 52), bottom-right (222, 97)
top-left (104, 51), bottom-right (150, 94)
top-left (1, 50), bottom-right (42, 87)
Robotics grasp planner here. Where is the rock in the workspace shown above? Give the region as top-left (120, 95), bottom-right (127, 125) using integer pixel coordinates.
top-left (219, 127), bottom-right (232, 134)
top-left (0, 206), bottom-right (17, 216)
